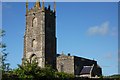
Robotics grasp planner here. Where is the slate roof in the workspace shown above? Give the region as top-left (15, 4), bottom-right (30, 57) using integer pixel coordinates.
top-left (80, 66), bottom-right (93, 74)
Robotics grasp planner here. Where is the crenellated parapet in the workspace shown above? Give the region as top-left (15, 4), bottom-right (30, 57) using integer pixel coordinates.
top-left (26, 0), bottom-right (56, 16)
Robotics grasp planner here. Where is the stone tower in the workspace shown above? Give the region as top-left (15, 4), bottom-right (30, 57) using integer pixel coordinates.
top-left (22, 0), bottom-right (56, 68)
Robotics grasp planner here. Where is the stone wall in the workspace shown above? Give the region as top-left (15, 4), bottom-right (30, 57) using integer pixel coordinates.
top-left (57, 55), bottom-right (74, 74)
top-left (57, 54), bottom-right (102, 77)
top-left (23, 5), bottom-right (56, 69)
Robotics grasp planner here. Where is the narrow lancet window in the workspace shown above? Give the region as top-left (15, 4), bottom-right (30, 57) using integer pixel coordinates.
top-left (32, 39), bottom-right (37, 48)
top-left (32, 17), bottom-right (38, 27)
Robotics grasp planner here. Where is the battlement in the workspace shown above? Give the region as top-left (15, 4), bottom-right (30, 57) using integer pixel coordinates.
top-left (26, 1), bottom-right (56, 16)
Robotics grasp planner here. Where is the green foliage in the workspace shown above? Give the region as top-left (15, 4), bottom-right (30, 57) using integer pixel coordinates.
top-left (40, 65), bottom-right (56, 78)
top-left (104, 74), bottom-right (120, 79)
top-left (0, 29), bottom-right (12, 80)
top-left (55, 71), bottom-right (74, 79)
top-left (0, 29), bottom-right (5, 37)
top-left (12, 59), bottom-right (53, 79)
top-left (12, 59), bottom-right (40, 78)
top-left (11, 59), bottom-right (74, 79)
top-left (0, 29), bottom-right (10, 73)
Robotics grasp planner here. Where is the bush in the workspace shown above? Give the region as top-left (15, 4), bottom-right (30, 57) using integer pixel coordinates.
top-left (2, 59), bottom-right (74, 79)
top-left (55, 72), bottom-right (74, 79)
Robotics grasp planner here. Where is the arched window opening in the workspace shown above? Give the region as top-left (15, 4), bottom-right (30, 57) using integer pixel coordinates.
top-left (32, 39), bottom-right (37, 48)
top-left (30, 54), bottom-right (38, 63)
top-left (32, 17), bottom-right (37, 27)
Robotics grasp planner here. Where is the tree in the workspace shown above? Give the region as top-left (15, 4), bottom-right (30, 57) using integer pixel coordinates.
top-left (13, 59), bottom-right (40, 79)
top-left (13, 58), bottom-right (74, 79)
top-left (0, 29), bottom-right (10, 73)
top-left (13, 59), bottom-right (55, 79)
top-left (55, 71), bottom-right (74, 79)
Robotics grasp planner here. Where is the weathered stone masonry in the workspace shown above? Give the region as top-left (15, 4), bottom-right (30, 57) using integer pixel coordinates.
top-left (22, 1), bottom-right (56, 69)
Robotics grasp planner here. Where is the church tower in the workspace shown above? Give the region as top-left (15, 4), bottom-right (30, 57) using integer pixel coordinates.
top-left (22, 0), bottom-right (56, 68)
